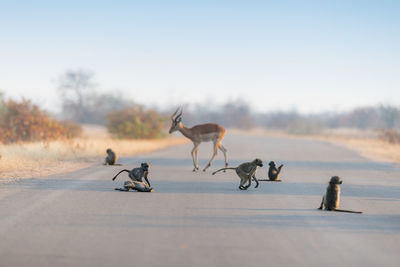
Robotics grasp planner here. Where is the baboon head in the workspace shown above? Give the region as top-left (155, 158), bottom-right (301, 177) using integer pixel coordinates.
top-left (141, 162), bottom-right (150, 171)
top-left (329, 176), bottom-right (342, 185)
top-left (169, 107), bottom-right (183, 134)
top-left (106, 148), bottom-right (112, 154)
top-left (268, 161), bottom-right (276, 167)
top-left (252, 158), bottom-right (263, 167)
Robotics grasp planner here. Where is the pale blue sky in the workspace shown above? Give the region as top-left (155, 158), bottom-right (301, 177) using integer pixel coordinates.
top-left (0, 0), bottom-right (399, 113)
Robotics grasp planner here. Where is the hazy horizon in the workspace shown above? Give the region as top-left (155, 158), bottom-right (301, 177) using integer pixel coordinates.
top-left (1, 0), bottom-right (399, 114)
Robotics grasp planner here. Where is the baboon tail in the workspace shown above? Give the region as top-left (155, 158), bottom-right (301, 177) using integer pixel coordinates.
top-left (112, 169), bottom-right (130, 181)
top-left (334, 209), bottom-right (363, 214)
top-left (212, 167), bottom-right (236, 175)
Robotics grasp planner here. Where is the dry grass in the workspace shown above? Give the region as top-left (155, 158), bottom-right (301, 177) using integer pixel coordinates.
top-left (0, 125), bottom-right (188, 179)
top-left (230, 127), bottom-right (400, 164)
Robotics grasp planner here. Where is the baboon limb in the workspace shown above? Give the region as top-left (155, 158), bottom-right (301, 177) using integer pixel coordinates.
top-left (115, 187), bottom-right (129, 191)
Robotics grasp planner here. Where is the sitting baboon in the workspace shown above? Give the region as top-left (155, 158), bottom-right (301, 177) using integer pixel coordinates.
top-left (112, 162), bottom-right (153, 192)
top-left (212, 158), bottom-right (263, 190)
top-left (318, 176), bottom-right (362, 214)
top-left (104, 148), bottom-right (119, 165)
top-left (259, 161), bottom-right (283, 182)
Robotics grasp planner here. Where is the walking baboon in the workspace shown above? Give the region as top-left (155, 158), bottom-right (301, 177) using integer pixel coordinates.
top-left (112, 162), bottom-right (153, 192)
top-left (212, 158), bottom-right (263, 190)
top-left (104, 148), bottom-right (118, 165)
top-left (318, 176), bottom-right (362, 214)
top-left (259, 161), bottom-right (283, 182)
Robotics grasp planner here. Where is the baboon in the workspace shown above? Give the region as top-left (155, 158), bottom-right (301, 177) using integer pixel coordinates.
top-left (259, 161), bottom-right (283, 182)
top-left (112, 162), bottom-right (153, 192)
top-left (212, 158), bottom-right (263, 190)
top-left (318, 176), bottom-right (362, 214)
top-left (104, 148), bottom-right (120, 165)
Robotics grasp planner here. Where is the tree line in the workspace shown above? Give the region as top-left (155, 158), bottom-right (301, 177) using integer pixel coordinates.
top-left (1, 69), bottom-right (399, 144)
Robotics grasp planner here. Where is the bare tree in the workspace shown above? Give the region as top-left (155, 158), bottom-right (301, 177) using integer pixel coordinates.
top-left (84, 91), bottom-right (132, 124)
top-left (58, 69), bottom-right (95, 122)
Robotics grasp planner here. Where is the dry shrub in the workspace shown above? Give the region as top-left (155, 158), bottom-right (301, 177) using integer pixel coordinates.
top-left (106, 106), bottom-right (165, 139)
top-left (379, 129), bottom-right (400, 144)
top-left (60, 120), bottom-right (83, 138)
top-left (0, 99), bottom-right (82, 143)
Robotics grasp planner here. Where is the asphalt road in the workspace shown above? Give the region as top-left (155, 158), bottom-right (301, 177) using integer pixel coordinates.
top-left (1, 134), bottom-right (399, 267)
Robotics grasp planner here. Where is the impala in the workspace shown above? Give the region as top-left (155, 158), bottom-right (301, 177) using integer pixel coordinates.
top-left (169, 107), bottom-right (228, 171)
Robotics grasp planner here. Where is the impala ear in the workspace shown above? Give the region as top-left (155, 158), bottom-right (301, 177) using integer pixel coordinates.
top-left (176, 117), bottom-right (182, 123)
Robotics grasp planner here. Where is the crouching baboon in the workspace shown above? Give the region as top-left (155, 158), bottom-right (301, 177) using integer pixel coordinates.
top-left (112, 162), bottom-right (153, 192)
top-left (212, 158), bottom-right (263, 190)
top-left (104, 148), bottom-right (121, 165)
top-left (259, 161), bottom-right (283, 182)
top-left (318, 176), bottom-right (362, 214)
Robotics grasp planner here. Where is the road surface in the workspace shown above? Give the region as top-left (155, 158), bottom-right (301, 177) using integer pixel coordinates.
top-left (1, 134), bottom-right (399, 267)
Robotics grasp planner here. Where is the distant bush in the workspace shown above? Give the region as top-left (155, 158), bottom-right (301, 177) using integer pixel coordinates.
top-left (106, 106), bottom-right (165, 139)
top-left (0, 99), bottom-right (82, 143)
top-left (379, 129), bottom-right (400, 144)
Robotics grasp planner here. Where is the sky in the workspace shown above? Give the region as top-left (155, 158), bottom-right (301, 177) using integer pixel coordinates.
top-left (0, 0), bottom-right (399, 114)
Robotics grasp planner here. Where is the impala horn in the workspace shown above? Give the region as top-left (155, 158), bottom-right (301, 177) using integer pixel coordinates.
top-left (171, 107), bottom-right (183, 122)
top-left (171, 107), bottom-right (179, 121)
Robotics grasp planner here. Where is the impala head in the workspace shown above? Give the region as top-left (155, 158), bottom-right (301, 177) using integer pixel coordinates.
top-left (169, 107), bottom-right (183, 133)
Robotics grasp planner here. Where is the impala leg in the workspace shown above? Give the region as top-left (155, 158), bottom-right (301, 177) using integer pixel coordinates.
top-left (203, 141), bottom-right (218, 171)
top-left (218, 144), bottom-right (228, 170)
top-left (194, 147), bottom-right (200, 171)
top-left (191, 143), bottom-right (200, 171)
